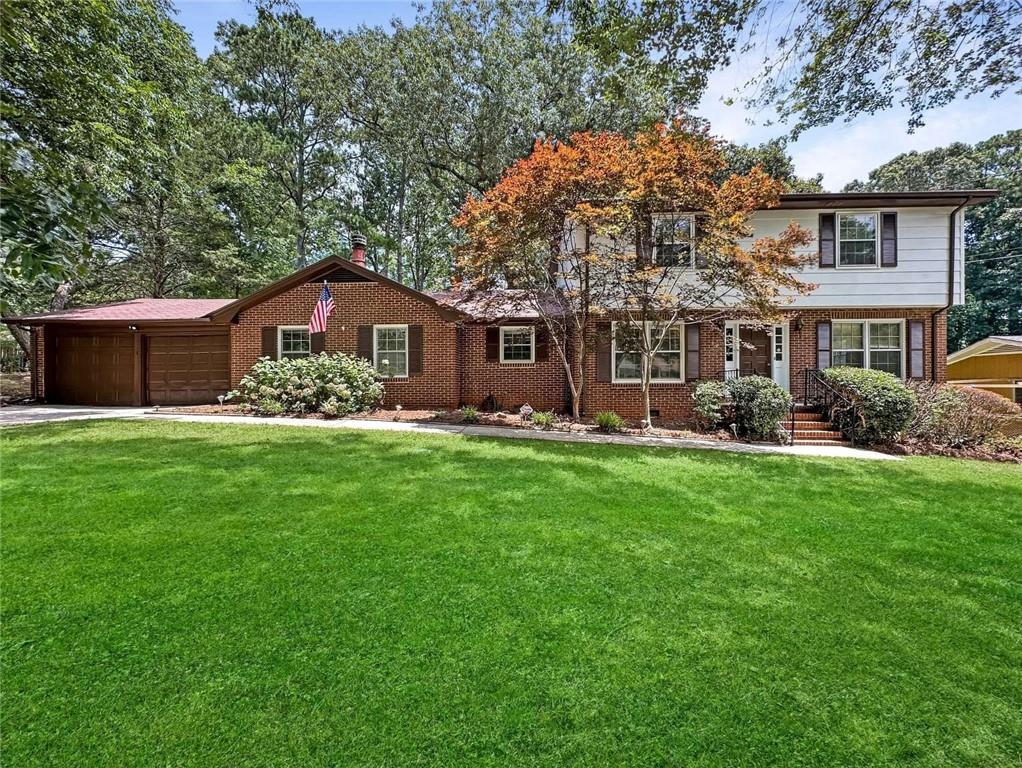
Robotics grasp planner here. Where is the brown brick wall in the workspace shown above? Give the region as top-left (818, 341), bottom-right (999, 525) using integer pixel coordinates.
top-left (581, 321), bottom-right (726, 420)
top-left (231, 281), bottom-right (460, 409)
top-left (788, 308), bottom-right (947, 397)
top-left (32, 326), bottom-right (45, 399)
top-left (460, 323), bottom-right (567, 412)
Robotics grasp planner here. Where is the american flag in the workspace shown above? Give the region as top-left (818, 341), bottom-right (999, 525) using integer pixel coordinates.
top-left (308, 282), bottom-right (335, 334)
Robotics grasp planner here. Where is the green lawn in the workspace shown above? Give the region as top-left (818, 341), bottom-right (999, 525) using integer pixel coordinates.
top-left (2, 420), bottom-right (1021, 767)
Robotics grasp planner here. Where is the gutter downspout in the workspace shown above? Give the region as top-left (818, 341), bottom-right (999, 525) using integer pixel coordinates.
top-left (933, 198), bottom-right (970, 380)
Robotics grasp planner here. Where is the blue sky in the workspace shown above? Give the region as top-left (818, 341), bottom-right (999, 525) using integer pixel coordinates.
top-left (174, 0), bottom-right (1020, 191)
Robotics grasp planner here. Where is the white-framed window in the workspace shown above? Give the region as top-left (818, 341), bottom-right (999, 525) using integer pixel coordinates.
top-left (724, 325), bottom-right (735, 365)
top-left (773, 325), bottom-right (784, 363)
top-left (611, 321), bottom-right (683, 382)
top-left (278, 326), bottom-right (311, 360)
top-left (837, 212), bottom-right (879, 267)
top-left (374, 324), bottom-right (408, 378)
top-left (499, 326), bottom-right (534, 363)
top-left (832, 320), bottom-right (904, 377)
top-left (652, 214), bottom-right (694, 267)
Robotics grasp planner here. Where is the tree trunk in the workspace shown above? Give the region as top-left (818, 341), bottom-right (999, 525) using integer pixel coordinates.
top-left (9, 324), bottom-right (31, 357)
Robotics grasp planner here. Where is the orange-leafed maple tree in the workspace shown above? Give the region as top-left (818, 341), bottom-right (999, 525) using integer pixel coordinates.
top-left (455, 120), bottom-right (815, 426)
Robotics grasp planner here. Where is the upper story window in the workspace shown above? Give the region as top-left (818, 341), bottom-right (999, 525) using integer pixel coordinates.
top-left (500, 326), bottom-right (535, 363)
top-left (374, 325), bottom-right (408, 378)
top-left (837, 212), bottom-right (879, 267)
top-left (612, 321), bottom-right (683, 382)
top-left (279, 326), bottom-right (311, 359)
top-left (652, 215), bottom-right (693, 267)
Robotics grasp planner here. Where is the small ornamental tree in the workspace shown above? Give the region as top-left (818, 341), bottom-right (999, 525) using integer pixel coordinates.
top-left (455, 121), bottom-right (815, 427)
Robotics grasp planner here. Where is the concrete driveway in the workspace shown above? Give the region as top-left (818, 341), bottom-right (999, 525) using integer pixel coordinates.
top-left (0, 405), bottom-right (148, 427)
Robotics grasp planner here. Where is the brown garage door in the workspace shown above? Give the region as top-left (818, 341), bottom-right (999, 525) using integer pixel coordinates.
top-left (51, 332), bottom-right (136, 405)
top-left (146, 333), bottom-right (229, 405)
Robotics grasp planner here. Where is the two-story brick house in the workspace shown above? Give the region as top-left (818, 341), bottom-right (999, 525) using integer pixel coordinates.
top-left (8, 190), bottom-right (996, 421)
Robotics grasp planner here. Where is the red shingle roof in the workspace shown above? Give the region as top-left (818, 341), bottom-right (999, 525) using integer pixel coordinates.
top-left (8, 298), bottom-right (234, 323)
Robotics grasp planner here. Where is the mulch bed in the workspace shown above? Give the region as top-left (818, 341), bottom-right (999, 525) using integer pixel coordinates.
top-left (155, 403), bottom-right (729, 441)
top-left (880, 438), bottom-right (1022, 464)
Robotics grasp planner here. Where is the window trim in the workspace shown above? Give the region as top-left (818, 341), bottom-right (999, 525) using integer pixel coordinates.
top-left (831, 319), bottom-right (906, 378)
top-left (373, 323), bottom-right (409, 379)
top-left (278, 325), bottom-right (311, 360)
top-left (835, 211), bottom-right (881, 269)
top-left (652, 213), bottom-right (695, 268)
top-left (610, 320), bottom-right (684, 383)
top-left (498, 325), bottom-right (535, 364)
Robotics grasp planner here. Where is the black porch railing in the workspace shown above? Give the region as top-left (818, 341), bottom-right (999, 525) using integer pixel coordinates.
top-left (802, 368), bottom-right (859, 444)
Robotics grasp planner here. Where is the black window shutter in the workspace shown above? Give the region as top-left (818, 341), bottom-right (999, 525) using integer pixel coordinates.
top-left (356, 325), bottom-right (373, 361)
top-left (408, 325), bottom-right (423, 375)
top-left (816, 321), bottom-right (832, 370)
top-left (311, 332), bottom-right (326, 354)
top-left (485, 327), bottom-right (499, 362)
top-left (261, 326), bottom-right (277, 359)
top-left (908, 320), bottom-right (924, 379)
top-left (881, 212), bottom-right (898, 267)
top-left (694, 215), bottom-right (709, 269)
top-left (685, 324), bottom-right (700, 381)
top-left (819, 213), bottom-right (836, 268)
top-left (535, 326), bottom-right (549, 362)
top-left (596, 322), bottom-right (611, 382)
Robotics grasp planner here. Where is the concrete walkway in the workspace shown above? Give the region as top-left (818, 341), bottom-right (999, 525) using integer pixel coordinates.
top-left (1, 403), bottom-right (897, 460)
top-left (145, 411), bottom-right (899, 460)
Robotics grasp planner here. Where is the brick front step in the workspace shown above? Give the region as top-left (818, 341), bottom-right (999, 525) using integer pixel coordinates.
top-left (791, 429), bottom-right (844, 440)
top-left (792, 439), bottom-right (850, 446)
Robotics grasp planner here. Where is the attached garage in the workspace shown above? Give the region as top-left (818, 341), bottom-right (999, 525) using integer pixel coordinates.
top-left (146, 333), bottom-right (229, 406)
top-left (8, 298), bottom-right (234, 407)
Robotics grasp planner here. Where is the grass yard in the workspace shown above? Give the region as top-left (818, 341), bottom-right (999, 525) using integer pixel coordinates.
top-left (2, 420), bottom-right (1021, 767)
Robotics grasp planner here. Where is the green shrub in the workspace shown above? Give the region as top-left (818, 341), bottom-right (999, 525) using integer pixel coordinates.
top-left (531, 411), bottom-right (556, 429)
top-left (595, 411), bottom-right (624, 433)
top-left (692, 381), bottom-right (728, 431)
top-left (229, 353), bottom-right (384, 417)
top-left (460, 406), bottom-right (480, 423)
top-left (256, 398), bottom-right (285, 417)
top-left (820, 367), bottom-right (916, 444)
top-left (908, 382), bottom-right (1020, 447)
top-left (725, 375), bottom-right (792, 441)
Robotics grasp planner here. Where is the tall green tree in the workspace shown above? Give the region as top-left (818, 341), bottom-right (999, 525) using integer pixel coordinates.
top-left (0, 0), bottom-right (191, 303)
top-left (208, 5), bottom-right (348, 268)
top-left (845, 131), bottom-right (1022, 350)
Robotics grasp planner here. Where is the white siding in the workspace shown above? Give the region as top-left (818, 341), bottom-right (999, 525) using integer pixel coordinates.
top-left (564, 206), bottom-right (966, 309)
top-left (747, 207), bottom-right (963, 308)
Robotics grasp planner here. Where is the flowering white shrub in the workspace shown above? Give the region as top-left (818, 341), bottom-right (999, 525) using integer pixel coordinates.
top-left (228, 353), bottom-right (384, 416)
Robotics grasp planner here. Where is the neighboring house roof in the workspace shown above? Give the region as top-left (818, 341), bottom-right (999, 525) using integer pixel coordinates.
top-left (430, 289), bottom-right (564, 321)
top-left (7, 298), bottom-right (233, 324)
top-left (774, 190), bottom-right (998, 209)
top-left (948, 335), bottom-right (1022, 364)
top-left (206, 255), bottom-right (464, 323)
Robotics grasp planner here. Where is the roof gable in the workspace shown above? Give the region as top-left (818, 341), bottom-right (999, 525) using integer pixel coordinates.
top-left (948, 335), bottom-right (1022, 364)
top-left (206, 256), bottom-right (463, 322)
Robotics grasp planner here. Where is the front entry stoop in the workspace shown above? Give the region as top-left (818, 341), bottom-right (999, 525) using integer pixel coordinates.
top-left (787, 404), bottom-right (850, 447)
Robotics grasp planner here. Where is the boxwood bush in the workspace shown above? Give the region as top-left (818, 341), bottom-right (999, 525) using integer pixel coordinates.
top-left (725, 375), bottom-right (792, 442)
top-left (820, 367), bottom-right (916, 444)
top-left (229, 353), bottom-right (384, 416)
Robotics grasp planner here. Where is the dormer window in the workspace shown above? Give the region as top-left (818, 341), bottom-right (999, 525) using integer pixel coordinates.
top-left (837, 212), bottom-right (879, 267)
top-left (652, 215), bottom-right (694, 267)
